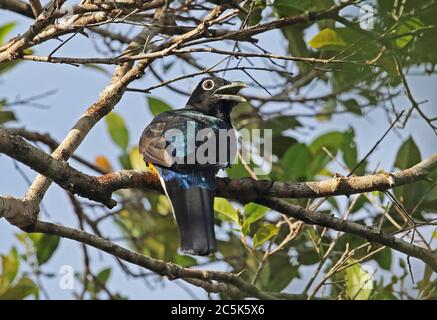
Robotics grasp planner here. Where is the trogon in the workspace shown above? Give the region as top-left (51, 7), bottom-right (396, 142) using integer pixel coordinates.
top-left (139, 77), bottom-right (246, 256)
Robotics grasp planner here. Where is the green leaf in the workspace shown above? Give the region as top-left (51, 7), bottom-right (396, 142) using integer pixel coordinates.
top-left (280, 26), bottom-right (311, 74)
top-left (341, 128), bottom-right (358, 169)
top-left (394, 136), bottom-right (421, 170)
top-left (342, 98), bottom-right (362, 115)
top-left (350, 194), bottom-right (369, 213)
top-left (308, 28), bottom-right (347, 49)
top-left (317, 98), bottom-right (336, 121)
top-left (105, 112), bottom-right (129, 151)
top-left (379, 54), bottom-right (398, 77)
top-left (399, 258), bottom-right (407, 270)
top-left (1, 248), bottom-right (19, 283)
top-left (281, 143), bottom-right (311, 180)
top-left (174, 255), bottom-right (197, 267)
top-left (244, 203), bottom-right (269, 225)
top-left (307, 152), bottom-right (330, 178)
top-left (258, 253), bottom-right (299, 292)
top-left (0, 22), bottom-right (16, 44)
top-left (35, 234), bottom-right (60, 265)
top-left (271, 136), bottom-right (297, 158)
top-left (353, 159), bottom-right (367, 176)
top-left (373, 247), bottom-right (392, 271)
top-left (371, 281), bottom-right (397, 300)
top-left (147, 97), bottom-right (172, 116)
top-left (309, 131), bottom-right (344, 155)
top-left (214, 197), bottom-right (238, 223)
top-left (261, 115), bottom-right (301, 135)
top-left (242, 203), bottom-right (269, 235)
top-left (296, 246), bottom-right (319, 265)
top-left (0, 23), bottom-right (25, 77)
top-left (0, 248), bottom-right (19, 295)
top-left (395, 17), bottom-right (425, 49)
top-left (253, 224), bottom-right (278, 248)
top-left (0, 111), bottom-right (17, 124)
top-left (118, 152), bottom-right (132, 170)
top-left (240, 0), bottom-right (266, 26)
top-left (344, 260), bottom-right (373, 300)
top-left (89, 267), bottom-right (112, 295)
top-left (226, 163), bottom-right (251, 179)
top-left (273, 0), bottom-right (313, 16)
top-left (96, 268), bottom-right (111, 289)
top-left (0, 277), bottom-right (39, 300)
top-left (327, 196), bottom-right (340, 212)
top-left (393, 137), bottom-right (426, 213)
top-left (342, 141), bottom-right (357, 169)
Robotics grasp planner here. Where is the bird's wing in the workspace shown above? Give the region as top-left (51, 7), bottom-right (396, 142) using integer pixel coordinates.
top-left (139, 110), bottom-right (234, 170)
top-left (139, 110), bottom-right (198, 168)
top-left (139, 119), bottom-right (174, 168)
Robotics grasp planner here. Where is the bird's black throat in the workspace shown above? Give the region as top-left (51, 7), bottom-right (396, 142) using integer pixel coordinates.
top-left (185, 99), bottom-right (235, 124)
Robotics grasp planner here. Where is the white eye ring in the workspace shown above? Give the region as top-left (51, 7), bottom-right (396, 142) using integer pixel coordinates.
top-left (202, 79), bottom-right (215, 91)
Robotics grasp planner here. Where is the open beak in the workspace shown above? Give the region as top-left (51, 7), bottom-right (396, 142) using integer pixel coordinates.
top-left (214, 81), bottom-right (247, 103)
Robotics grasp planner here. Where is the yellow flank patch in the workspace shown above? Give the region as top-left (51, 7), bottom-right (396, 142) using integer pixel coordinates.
top-left (146, 162), bottom-right (159, 175)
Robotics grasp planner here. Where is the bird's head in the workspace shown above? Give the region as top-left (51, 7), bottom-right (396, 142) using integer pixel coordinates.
top-left (185, 77), bottom-right (247, 118)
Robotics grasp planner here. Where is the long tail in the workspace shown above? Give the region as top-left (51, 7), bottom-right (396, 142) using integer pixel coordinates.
top-left (157, 167), bottom-right (216, 256)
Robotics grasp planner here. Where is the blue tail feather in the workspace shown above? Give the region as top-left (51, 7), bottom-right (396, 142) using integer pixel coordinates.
top-left (158, 167), bottom-right (217, 256)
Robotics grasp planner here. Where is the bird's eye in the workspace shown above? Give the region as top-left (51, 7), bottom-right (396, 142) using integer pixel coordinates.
top-left (202, 79), bottom-right (215, 91)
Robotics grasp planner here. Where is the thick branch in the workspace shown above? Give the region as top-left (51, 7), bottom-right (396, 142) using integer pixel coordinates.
top-left (0, 195), bottom-right (36, 228)
top-left (28, 0), bottom-right (42, 17)
top-left (0, 0), bottom-right (34, 18)
top-left (218, 158), bottom-right (436, 199)
top-left (33, 220), bottom-right (277, 300)
top-left (1, 128), bottom-right (435, 206)
top-left (8, 127), bottom-right (108, 174)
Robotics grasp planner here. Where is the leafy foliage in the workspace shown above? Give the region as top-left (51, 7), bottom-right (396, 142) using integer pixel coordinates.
top-left (105, 112), bottom-right (130, 151)
top-left (344, 259), bottom-right (374, 300)
top-left (147, 97), bottom-right (172, 116)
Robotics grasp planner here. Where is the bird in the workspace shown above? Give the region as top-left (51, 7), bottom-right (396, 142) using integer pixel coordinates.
top-left (139, 77), bottom-right (246, 256)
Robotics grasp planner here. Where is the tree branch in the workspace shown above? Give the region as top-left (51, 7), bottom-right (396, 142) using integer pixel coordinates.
top-left (0, 195), bottom-right (36, 228)
top-left (0, 0), bottom-right (34, 18)
top-left (28, 0), bottom-right (42, 18)
top-left (257, 197), bottom-right (437, 272)
top-left (1, 128), bottom-right (436, 272)
top-left (33, 220), bottom-right (277, 300)
top-left (1, 127), bottom-right (435, 206)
